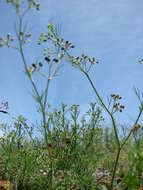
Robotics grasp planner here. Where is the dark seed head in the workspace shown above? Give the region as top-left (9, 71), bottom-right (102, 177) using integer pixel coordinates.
top-left (39, 62), bottom-right (43, 67)
top-left (120, 105), bottom-right (125, 109)
top-left (53, 58), bottom-right (59, 63)
top-left (32, 63), bottom-right (37, 68)
top-left (45, 57), bottom-right (50, 62)
top-left (36, 4), bottom-right (40, 11)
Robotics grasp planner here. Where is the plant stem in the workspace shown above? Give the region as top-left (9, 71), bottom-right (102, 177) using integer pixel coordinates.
top-left (121, 107), bottom-right (143, 149)
top-left (82, 71), bottom-right (120, 148)
top-left (110, 148), bottom-right (121, 190)
top-left (17, 14), bottom-right (48, 145)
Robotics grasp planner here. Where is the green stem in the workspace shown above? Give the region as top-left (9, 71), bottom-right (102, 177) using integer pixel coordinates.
top-left (110, 148), bottom-right (121, 190)
top-left (17, 14), bottom-right (48, 145)
top-left (82, 71), bottom-right (120, 148)
top-left (82, 71), bottom-right (122, 189)
top-left (121, 107), bottom-right (143, 149)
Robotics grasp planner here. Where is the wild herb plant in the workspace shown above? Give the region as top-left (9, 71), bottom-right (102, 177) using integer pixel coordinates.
top-left (40, 22), bottom-right (143, 189)
top-left (0, 1), bottom-right (143, 189)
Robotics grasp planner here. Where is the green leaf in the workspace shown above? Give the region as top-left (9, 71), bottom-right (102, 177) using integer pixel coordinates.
top-left (48, 23), bottom-right (54, 32)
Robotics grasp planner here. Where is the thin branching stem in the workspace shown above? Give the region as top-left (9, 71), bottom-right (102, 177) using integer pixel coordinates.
top-left (110, 148), bottom-right (121, 189)
top-left (17, 13), bottom-right (48, 145)
top-left (78, 69), bottom-right (120, 148)
top-left (121, 106), bottom-right (143, 149)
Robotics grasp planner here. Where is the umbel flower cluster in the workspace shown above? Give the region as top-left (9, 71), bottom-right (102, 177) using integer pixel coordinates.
top-left (6, 0), bottom-right (40, 11)
top-left (0, 33), bottom-right (14, 48)
top-left (38, 23), bottom-right (100, 74)
top-left (0, 101), bottom-right (8, 114)
top-left (110, 94), bottom-right (125, 113)
top-left (0, 1), bottom-right (143, 190)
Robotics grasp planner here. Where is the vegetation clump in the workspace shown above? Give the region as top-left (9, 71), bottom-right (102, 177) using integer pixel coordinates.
top-left (0, 1), bottom-right (143, 189)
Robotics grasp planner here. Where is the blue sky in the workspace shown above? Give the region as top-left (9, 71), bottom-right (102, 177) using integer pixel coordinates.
top-left (0, 0), bottom-right (143, 128)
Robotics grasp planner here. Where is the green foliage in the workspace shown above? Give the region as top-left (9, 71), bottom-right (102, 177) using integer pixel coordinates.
top-left (0, 1), bottom-right (143, 190)
top-left (0, 104), bottom-right (105, 189)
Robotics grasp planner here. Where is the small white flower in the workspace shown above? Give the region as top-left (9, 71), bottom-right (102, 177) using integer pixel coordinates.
top-left (43, 172), bottom-right (47, 176)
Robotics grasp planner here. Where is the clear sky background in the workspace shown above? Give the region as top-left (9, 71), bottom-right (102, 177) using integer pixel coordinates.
top-left (0, 0), bottom-right (143, 129)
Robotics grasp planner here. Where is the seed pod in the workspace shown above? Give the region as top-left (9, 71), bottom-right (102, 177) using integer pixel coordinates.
top-left (39, 62), bottom-right (43, 67)
top-left (70, 45), bottom-right (75, 48)
top-left (53, 58), bottom-right (59, 63)
top-left (45, 57), bottom-right (50, 62)
top-left (120, 105), bottom-right (125, 109)
top-left (36, 3), bottom-right (40, 10)
top-left (113, 104), bottom-right (118, 109)
top-left (32, 63), bottom-right (37, 68)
